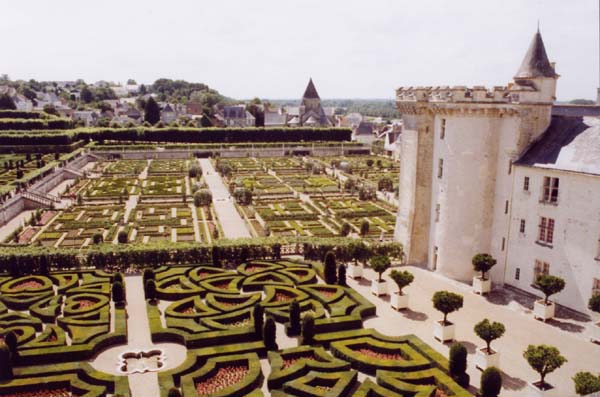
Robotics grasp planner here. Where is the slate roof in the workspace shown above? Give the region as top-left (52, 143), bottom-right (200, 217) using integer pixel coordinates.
top-left (515, 31), bottom-right (556, 79)
top-left (552, 105), bottom-right (600, 118)
top-left (516, 116), bottom-right (600, 175)
top-left (355, 121), bottom-right (374, 136)
top-left (223, 105), bottom-right (246, 119)
top-left (302, 78), bottom-right (320, 99)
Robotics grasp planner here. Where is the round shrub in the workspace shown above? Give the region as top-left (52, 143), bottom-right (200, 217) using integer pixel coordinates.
top-left (534, 274), bottom-right (566, 305)
top-left (117, 230), bottom-right (128, 244)
top-left (194, 189), bottom-right (212, 207)
top-left (472, 253), bottom-right (496, 281)
top-left (573, 372), bottom-right (600, 396)
top-left (588, 293), bottom-right (600, 313)
top-left (340, 222), bottom-right (351, 237)
top-left (389, 270), bottom-right (414, 295)
top-left (369, 255), bottom-right (391, 282)
top-left (432, 290), bottom-right (463, 325)
top-left (481, 367), bottom-right (502, 397)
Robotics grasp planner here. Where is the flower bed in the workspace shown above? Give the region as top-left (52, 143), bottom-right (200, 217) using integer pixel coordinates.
top-left (195, 366), bottom-right (249, 396)
top-left (1, 388), bottom-right (71, 397)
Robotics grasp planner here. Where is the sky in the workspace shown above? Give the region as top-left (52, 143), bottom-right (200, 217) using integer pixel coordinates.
top-left (1, 0), bottom-right (598, 101)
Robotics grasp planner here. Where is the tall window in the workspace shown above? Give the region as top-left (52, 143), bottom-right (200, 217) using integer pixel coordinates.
top-left (435, 204), bottom-right (440, 222)
top-left (440, 119), bottom-right (446, 140)
top-left (596, 239), bottom-right (600, 260)
top-left (515, 268), bottom-right (520, 280)
top-left (538, 217), bottom-right (555, 244)
top-left (501, 237), bottom-right (505, 251)
top-left (542, 176), bottom-right (559, 203)
top-left (520, 219), bottom-right (526, 233)
top-left (534, 260), bottom-right (550, 280)
top-left (437, 159), bottom-right (444, 179)
top-left (504, 200), bottom-right (509, 214)
top-left (593, 278), bottom-right (600, 296)
top-left (523, 176), bottom-right (530, 191)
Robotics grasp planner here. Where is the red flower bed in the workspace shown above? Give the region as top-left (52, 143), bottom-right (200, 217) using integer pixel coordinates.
top-left (314, 288), bottom-right (336, 298)
top-left (213, 281), bottom-right (231, 290)
top-left (229, 318), bottom-right (250, 328)
top-left (18, 228), bottom-right (36, 244)
top-left (246, 265), bottom-right (267, 273)
top-left (2, 388), bottom-right (71, 397)
top-left (355, 348), bottom-right (404, 361)
top-left (434, 388), bottom-right (448, 397)
top-left (182, 307), bottom-right (195, 314)
top-left (282, 353), bottom-right (316, 369)
top-left (275, 292), bottom-right (293, 302)
top-left (77, 299), bottom-right (96, 309)
top-left (196, 366), bottom-right (248, 396)
top-left (39, 211), bottom-right (56, 226)
top-left (12, 280), bottom-right (43, 291)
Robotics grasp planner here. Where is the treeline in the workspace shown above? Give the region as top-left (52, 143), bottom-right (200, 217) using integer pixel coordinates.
top-left (0, 110), bottom-right (47, 119)
top-left (0, 127), bottom-right (352, 146)
top-left (0, 118), bottom-right (72, 131)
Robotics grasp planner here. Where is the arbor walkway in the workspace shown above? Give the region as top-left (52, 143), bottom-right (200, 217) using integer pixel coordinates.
top-left (199, 159), bottom-right (251, 239)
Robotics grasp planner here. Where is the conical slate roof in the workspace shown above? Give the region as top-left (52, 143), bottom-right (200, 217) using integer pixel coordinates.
top-left (302, 78), bottom-right (320, 99)
top-left (515, 31), bottom-right (556, 79)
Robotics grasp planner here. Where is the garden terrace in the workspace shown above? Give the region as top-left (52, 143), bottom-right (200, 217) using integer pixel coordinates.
top-left (278, 175), bottom-right (340, 195)
top-left (83, 176), bottom-right (140, 199)
top-left (140, 175), bottom-right (187, 198)
top-left (147, 159), bottom-right (189, 175)
top-left (231, 173), bottom-right (293, 197)
top-left (102, 160), bottom-right (147, 175)
top-left (130, 203), bottom-right (199, 244)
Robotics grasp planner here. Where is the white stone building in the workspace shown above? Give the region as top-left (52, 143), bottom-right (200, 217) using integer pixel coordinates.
top-left (393, 30), bottom-right (600, 313)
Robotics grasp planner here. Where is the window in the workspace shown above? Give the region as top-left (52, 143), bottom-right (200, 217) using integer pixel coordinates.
top-left (501, 237), bottom-right (505, 251)
top-left (523, 176), bottom-right (530, 191)
top-left (433, 246), bottom-right (439, 270)
top-left (435, 204), bottom-right (440, 222)
top-left (508, 161), bottom-right (512, 175)
top-left (542, 176), bottom-right (559, 204)
top-left (519, 219), bottom-right (526, 234)
top-left (596, 240), bottom-right (600, 261)
top-left (534, 260), bottom-right (550, 280)
top-left (538, 217), bottom-right (555, 245)
top-left (437, 159), bottom-right (444, 179)
top-left (440, 119), bottom-right (446, 140)
top-left (593, 278), bottom-right (600, 296)
top-left (515, 268), bottom-right (520, 280)
top-left (504, 200), bottom-right (509, 214)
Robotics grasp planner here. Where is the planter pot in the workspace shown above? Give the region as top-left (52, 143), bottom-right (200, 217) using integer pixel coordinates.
top-left (391, 292), bottom-right (409, 311)
top-left (472, 276), bottom-right (491, 295)
top-left (348, 263), bottom-right (363, 279)
top-left (527, 381), bottom-right (553, 397)
top-left (591, 322), bottom-right (600, 343)
top-left (533, 300), bottom-right (555, 321)
top-left (474, 347), bottom-right (500, 370)
top-left (371, 280), bottom-right (388, 296)
top-left (433, 321), bottom-right (455, 343)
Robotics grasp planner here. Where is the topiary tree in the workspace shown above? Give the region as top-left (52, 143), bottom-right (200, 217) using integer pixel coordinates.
top-left (167, 388), bottom-right (182, 397)
top-left (117, 230), bottom-right (128, 244)
top-left (481, 367), bottom-right (502, 397)
top-left (194, 190), bottom-right (212, 207)
top-left (360, 220), bottom-right (370, 237)
top-left (263, 316), bottom-right (278, 351)
top-left (253, 303), bottom-right (264, 338)
top-left (301, 314), bottom-right (315, 345)
top-left (3, 331), bottom-right (18, 360)
top-left (340, 222), bottom-right (351, 237)
top-left (472, 253), bottom-right (496, 281)
top-left (144, 97), bottom-right (161, 125)
top-left (112, 281), bottom-right (125, 305)
top-left (144, 279), bottom-right (157, 302)
top-left (432, 291), bottom-right (464, 325)
top-left (288, 300), bottom-right (301, 335)
top-left (534, 274), bottom-right (566, 305)
top-left (474, 319), bottom-right (505, 353)
top-left (323, 251), bottom-right (337, 284)
top-left (143, 268), bottom-right (155, 284)
top-left (449, 343), bottom-right (469, 388)
top-left (113, 272), bottom-right (124, 284)
top-left (573, 372), bottom-right (600, 396)
top-left (92, 233), bottom-right (103, 244)
top-left (588, 293), bottom-right (600, 314)
top-left (389, 270), bottom-right (414, 295)
top-left (369, 255), bottom-right (391, 283)
top-left (523, 344), bottom-right (567, 389)
top-left (0, 343), bottom-right (12, 380)
top-left (337, 263), bottom-right (347, 287)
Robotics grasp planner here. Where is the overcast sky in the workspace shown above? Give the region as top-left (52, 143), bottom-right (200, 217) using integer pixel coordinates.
top-left (1, 0), bottom-right (598, 100)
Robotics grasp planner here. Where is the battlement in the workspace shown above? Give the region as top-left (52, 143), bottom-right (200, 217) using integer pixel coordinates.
top-left (395, 85), bottom-right (536, 104)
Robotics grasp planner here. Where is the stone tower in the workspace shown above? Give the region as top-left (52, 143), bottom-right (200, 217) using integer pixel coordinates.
top-left (394, 31), bottom-right (558, 282)
top-left (299, 78), bottom-right (331, 126)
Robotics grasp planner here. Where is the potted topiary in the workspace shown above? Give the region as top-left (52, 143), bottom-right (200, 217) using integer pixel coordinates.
top-left (432, 291), bottom-right (463, 343)
top-left (348, 242), bottom-right (369, 279)
top-left (474, 319), bottom-right (505, 370)
top-left (472, 253), bottom-right (496, 295)
top-left (572, 371), bottom-right (600, 396)
top-left (533, 274), bottom-right (565, 321)
top-left (588, 293), bottom-right (600, 343)
top-left (523, 344), bottom-right (567, 396)
top-left (369, 255), bottom-right (390, 296)
top-left (389, 269), bottom-right (414, 310)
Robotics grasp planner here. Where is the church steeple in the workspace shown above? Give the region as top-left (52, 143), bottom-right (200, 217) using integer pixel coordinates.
top-left (302, 78), bottom-right (320, 100)
top-left (515, 29), bottom-right (557, 79)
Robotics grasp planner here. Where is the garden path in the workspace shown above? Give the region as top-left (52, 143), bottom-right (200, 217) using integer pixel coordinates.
top-left (346, 264), bottom-right (600, 397)
top-left (198, 159), bottom-right (251, 239)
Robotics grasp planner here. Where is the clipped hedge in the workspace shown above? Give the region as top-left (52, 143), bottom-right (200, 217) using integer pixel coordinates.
top-left (0, 118), bottom-right (72, 130)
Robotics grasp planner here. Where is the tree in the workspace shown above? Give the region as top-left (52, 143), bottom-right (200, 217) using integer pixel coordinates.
top-left (378, 177), bottom-right (393, 192)
top-left (474, 319), bottom-right (505, 353)
top-left (113, 272), bottom-right (124, 284)
top-left (432, 291), bottom-right (463, 325)
top-left (43, 104), bottom-right (59, 116)
top-left (481, 367), bottom-right (502, 397)
top-left (188, 165), bottom-right (201, 178)
top-left (143, 268), bottom-right (155, 284)
top-left (253, 303), bottom-right (264, 338)
top-left (573, 372), bottom-right (600, 396)
top-left (0, 343), bottom-right (12, 380)
top-left (301, 314), bottom-right (315, 345)
top-left (212, 246), bottom-right (221, 267)
top-left (263, 316), bottom-right (277, 350)
top-left (80, 86), bottom-right (94, 103)
top-left (588, 293), bottom-right (600, 313)
top-left (534, 274), bottom-right (566, 304)
top-left (337, 264), bottom-right (347, 287)
top-left (92, 233), bottom-right (103, 244)
top-left (194, 190), bottom-right (212, 207)
top-left (144, 279), bottom-right (157, 302)
top-left (523, 344), bottom-right (567, 389)
top-left (3, 331), bottom-right (18, 359)
top-left (112, 281), bottom-right (125, 305)
top-left (472, 253), bottom-right (497, 281)
top-left (167, 388), bottom-right (182, 397)
top-left (144, 97), bottom-right (161, 125)
top-left (389, 270), bottom-right (414, 295)
top-left (360, 220), bottom-right (370, 237)
top-left (369, 255), bottom-right (391, 282)
top-left (127, 79), bottom-right (137, 85)
top-left (323, 251), bottom-right (337, 284)
top-left (448, 343), bottom-right (469, 387)
top-left (288, 300), bottom-right (301, 335)
top-left (366, 159), bottom-right (374, 167)
top-left (340, 222), bottom-right (351, 237)
top-left (117, 230), bottom-right (128, 244)
top-left (0, 94), bottom-right (17, 110)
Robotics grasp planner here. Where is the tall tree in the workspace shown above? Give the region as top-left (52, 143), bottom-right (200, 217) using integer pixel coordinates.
top-left (144, 97), bottom-right (161, 125)
top-left (0, 94), bottom-right (16, 110)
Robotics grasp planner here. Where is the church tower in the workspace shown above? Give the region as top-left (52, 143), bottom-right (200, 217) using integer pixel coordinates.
top-left (299, 78), bottom-right (331, 126)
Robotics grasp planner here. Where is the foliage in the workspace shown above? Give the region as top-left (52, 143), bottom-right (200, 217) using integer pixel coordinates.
top-left (194, 189), bottom-right (212, 207)
top-left (143, 268), bottom-right (155, 284)
top-left (324, 251), bottom-right (337, 284)
top-left (112, 281), bottom-right (125, 304)
top-left (145, 279), bottom-right (157, 301)
top-left (523, 344), bottom-right (567, 387)
top-left (337, 263), bottom-right (347, 287)
top-left (588, 293), bottom-right (600, 313)
top-left (472, 253), bottom-right (496, 281)
top-left (253, 303), bottom-right (264, 338)
top-left (0, 94), bottom-right (17, 110)
top-left (0, 343), bottom-right (12, 380)
top-left (474, 319), bottom-right (505, 353)
top-left (301, 314), bottom-right (315, 345)
top-left (168, 387), bottom-right (182, 397)
top-left (432, 291), bottom-right (463, 325)
top-left (263, 316), bottom-right (278, 350)
top-left (117, 230), bottom-right (128, 244)
top-left (289, 300), bottom-right (301, 334)
top-left (360, 220), bottom-right (370, 237)
top-left (378, 177), bottom-right (393, 192)
top-left (340, 222), bottom-right (351, 237)
top-left (389, 270), bottom-right (414, 295)
top-left (448, 343), bottom-right (468, 387)
top-left (369, 255), bottom-right (390, 282)
top-left (573, 372), bottom-right (600, 396)
top-left (188, 165), bottom-right (201, 178)
top-left (3, 331), bottom-right (18, 359)
top-left (534, 274), bottom-right (566, 304)
top-left (481, 367), bottom-right (502, 397)
top-left (144, 97), bottom-right (161, 125)
top-left (92, 233), bottom-right (103, 244)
